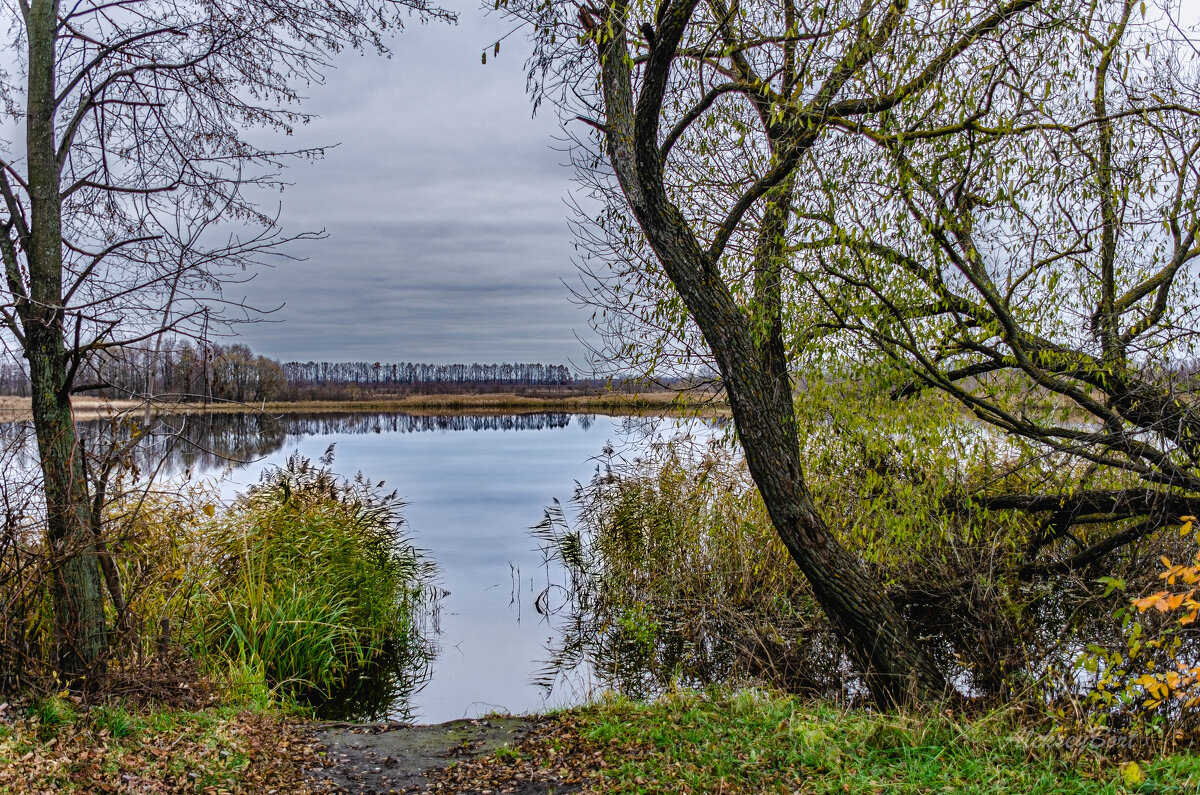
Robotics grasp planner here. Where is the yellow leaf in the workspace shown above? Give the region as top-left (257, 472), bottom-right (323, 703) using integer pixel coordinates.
top-left (1121, 761), bottom-right (1145, 786)
top-left (202, 504), bottom-right (215, 517)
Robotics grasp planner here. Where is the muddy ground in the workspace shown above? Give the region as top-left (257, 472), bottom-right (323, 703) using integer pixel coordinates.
top-left (307, 716), bottom-right (585, 794)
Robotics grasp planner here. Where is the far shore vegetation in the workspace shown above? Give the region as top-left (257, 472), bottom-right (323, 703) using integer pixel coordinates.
top-left (0, 386), bottom-right (719, 424)
top-left (0, 343), bottom-right (727, 422)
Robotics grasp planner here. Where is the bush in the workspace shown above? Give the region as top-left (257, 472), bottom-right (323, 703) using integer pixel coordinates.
top-left (1059, 516), bottom-right (1200, 750)
top-left (539, 415), bottom-right (1199, 722)
top-left (0, 443), bottom-right (433, 713)
top-left (196, 452), bottom-right (429, 700)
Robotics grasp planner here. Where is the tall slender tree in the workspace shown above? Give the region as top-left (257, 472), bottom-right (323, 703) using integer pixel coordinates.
top-left (1, 0), bottom-right (449, 677)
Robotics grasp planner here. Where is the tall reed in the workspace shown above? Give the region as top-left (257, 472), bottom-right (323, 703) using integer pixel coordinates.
top-left (196, 451), bottom-right (431, 701)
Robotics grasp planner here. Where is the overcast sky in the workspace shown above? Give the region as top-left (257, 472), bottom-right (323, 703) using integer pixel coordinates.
top-left (230, 3), bottom-right (592, 366)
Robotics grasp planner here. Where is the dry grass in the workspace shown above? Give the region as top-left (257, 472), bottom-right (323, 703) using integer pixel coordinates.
top-left (223, 390), bottom-right (723, 415)
top-left (0, 389), bottom-right (728, 420)
top-left (0, 397), bottom-right (143, 423)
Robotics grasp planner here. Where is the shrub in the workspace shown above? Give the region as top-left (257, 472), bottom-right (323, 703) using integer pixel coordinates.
top-left (197, 451), bottom-right (429, 700)
top-left (1, 441), bottom-right (433, 713)
top-left (1063, 516), bottom-right (1200, 750)
top-left (539, 416), bottom-right (1197, 715)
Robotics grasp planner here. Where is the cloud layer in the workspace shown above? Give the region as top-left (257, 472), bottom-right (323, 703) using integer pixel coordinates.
top-left (231, 4), bottom-right (595, 366)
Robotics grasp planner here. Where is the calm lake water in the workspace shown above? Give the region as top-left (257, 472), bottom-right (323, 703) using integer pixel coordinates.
top-left (0, 410), bottom-right (714, 720)
top-left (135, 411), bottom-right (704, 723)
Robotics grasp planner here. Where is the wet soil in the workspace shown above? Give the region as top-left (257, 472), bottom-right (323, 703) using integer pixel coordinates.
top-left (308, 716), bottom-right (582, 794)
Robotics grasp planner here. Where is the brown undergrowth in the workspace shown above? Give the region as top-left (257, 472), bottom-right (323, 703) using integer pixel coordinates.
top-left (0, 701), bottom-right (321, 794)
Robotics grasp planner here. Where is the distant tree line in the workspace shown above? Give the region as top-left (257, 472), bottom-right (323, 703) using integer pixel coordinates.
top-left (283, 361), bottom-right (573, 388)
top-left (0, 341), bottom-right (285, 404)
top-left (78, 342), bottom-right (287, 404)
top-left (279, 361), bottom-right (576, 400)
top-left (0, 345), bottom-right (580, 403)
top-left (0, 360), bottom-right (30, 397)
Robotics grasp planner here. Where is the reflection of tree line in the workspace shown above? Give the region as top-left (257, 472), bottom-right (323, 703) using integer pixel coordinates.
top-left (3, 413), bottom-right (712, 480)
top-left (281, 412), bottom-right (573, 437)
top-left (64, 413), bottom-right (290, 477)
top-left (54, 412), bottom-right (578, 476)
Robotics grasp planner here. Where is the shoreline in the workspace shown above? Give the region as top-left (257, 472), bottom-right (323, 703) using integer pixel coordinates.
top-left (0, 391), bottom-right (730, 423)
top-left (3, 690), bottom-right (1189, 793)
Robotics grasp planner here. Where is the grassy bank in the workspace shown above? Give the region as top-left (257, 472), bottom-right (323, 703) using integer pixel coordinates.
top-left (5, 688), bottom-right (1197, 793)
top-left (181, 389), bottom-right (725, 416)
top-left (430, 690), bottom-right (1200, 794)
top-left (0, 390), bottom-right (726, 422)
top-left (0, 396), bottom-right (145, 422)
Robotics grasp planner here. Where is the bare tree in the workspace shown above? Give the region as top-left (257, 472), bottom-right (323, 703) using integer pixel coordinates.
top-left (0, 0), bottom-right (450, 678)
top-left (500, 0), bottom-right (1069, 704)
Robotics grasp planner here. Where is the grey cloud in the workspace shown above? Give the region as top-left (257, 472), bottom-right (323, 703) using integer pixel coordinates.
top-left (230, 4), bottom-right (598, 365)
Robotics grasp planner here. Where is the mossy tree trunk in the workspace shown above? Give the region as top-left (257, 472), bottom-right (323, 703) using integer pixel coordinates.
top-left (22, 0), bottom-right (107, 676)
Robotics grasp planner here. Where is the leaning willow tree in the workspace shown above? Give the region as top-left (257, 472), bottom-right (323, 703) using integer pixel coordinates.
top-left (502, 0), bottom-right (1199, 704)
top-left (0, 0), bottom-right (448, 677)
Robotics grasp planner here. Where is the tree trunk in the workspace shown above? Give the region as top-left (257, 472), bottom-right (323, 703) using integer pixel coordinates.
top-left (25, 0), bottom-right (107, 678)
top-left (594, 0), bottom-right (948, 705)
top-left (665, 242), bottom-right (947, 704)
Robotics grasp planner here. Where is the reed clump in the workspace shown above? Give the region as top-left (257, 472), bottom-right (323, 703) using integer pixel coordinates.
top-left (538, 435), bottom-right (843, 699)
top-left (0, 447), bottom-right (432, 712)
top-left (194, 451), bottom-right (430, 702)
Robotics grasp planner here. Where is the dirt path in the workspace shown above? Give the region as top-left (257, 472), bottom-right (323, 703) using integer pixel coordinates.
top-left (307, 717), bottom-right (583, 794)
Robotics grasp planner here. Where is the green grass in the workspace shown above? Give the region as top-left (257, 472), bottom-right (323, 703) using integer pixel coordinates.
top-left (28, 694), bottom-right (77, 739)
top-left (89, 704), bottom-right (144, 739)
top-left (195, 453), bottom-right (429, 704)
top-left (560, 689), bottom-right (1200, 794)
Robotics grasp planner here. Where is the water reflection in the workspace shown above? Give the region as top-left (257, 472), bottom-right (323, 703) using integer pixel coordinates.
top-left (2, 410), bottom-right (716, 721)
top-left (0, 411), bottom-right (585, 478)
top-left (305, 606), bottom-right (442, 722)
top-left (281, 412), bottom-right (574, 436)
top-left (0, 413), bottom-right (291, 477)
